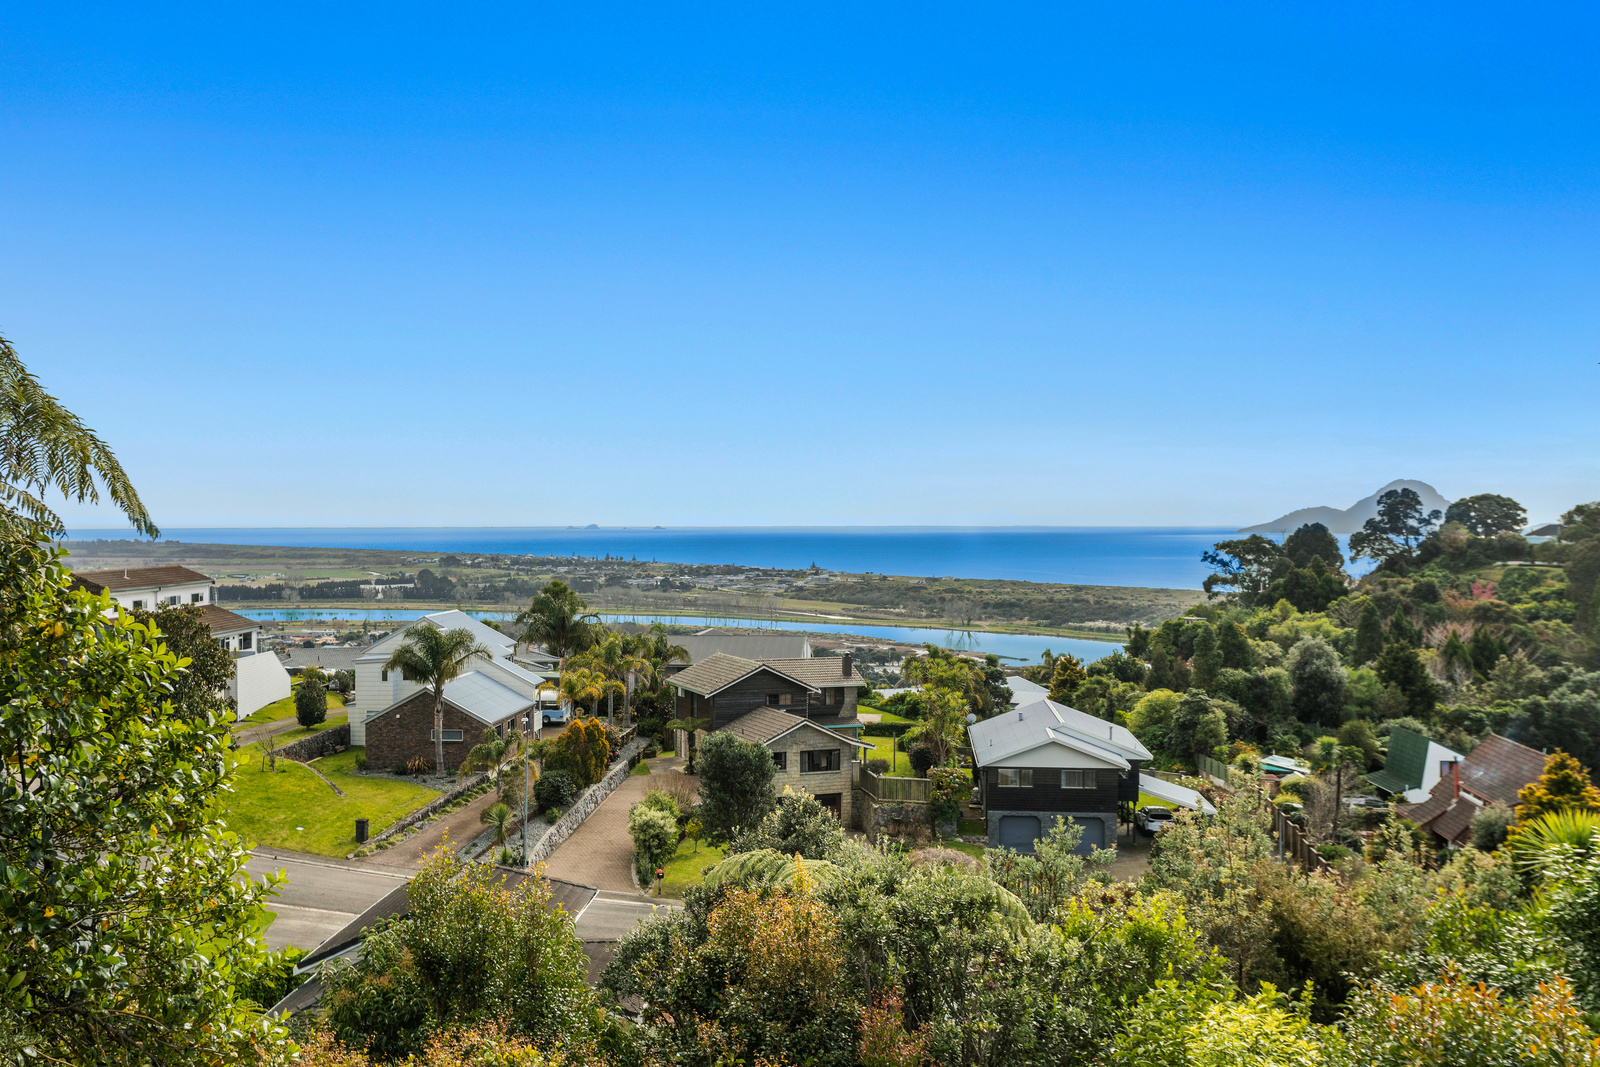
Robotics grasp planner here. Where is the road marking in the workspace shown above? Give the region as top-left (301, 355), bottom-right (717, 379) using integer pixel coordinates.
top-left (249, 851), bottom-right (411, 879)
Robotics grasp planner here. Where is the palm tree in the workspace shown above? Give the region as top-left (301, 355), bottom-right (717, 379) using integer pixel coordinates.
top-left (383, 624), bottom-right (492, 777)
top-left (570, 632), bottom-right (650, 725)
top-left (462, 727), bottom-right (521, 797)
top-left (480, 802), bottom-right (515, 847)
top-left (0, 335), bottom-right (157, 538)
top-left (560, 666), bottom-right (623, 720)
top-left (662, 714), bottom-right (712, 774)
top-left (641, 623), bottom-right (691, 687)
top-left (516, 580), bottom-right (600, 668)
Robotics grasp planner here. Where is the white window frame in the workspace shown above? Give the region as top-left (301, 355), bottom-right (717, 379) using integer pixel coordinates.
top-left (998, 768), bottom-right (1034, 788)
top-left (430, 729), bottom-right (465, 742)
top-left (1061, 769), bottom-right (1094, 789)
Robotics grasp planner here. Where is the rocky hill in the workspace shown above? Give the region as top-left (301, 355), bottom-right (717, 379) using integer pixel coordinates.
top-left (1237, 479), bottom-right (1452, 534)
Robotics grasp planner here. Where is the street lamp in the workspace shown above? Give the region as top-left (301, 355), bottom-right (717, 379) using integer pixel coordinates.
top-left (521, 712), bottom-right (532, 867)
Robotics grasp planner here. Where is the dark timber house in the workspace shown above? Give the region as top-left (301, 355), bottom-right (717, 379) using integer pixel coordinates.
top-left (671, 652), bottom-right (871, 821)
top-left (968, 697), bottom-right (1151, 854)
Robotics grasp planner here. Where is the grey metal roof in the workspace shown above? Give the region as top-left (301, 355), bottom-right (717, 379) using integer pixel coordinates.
top-left (439, 670), bottom-right (536, 725)
top-left (356, 610), bottom-right (515, 663)
top-left (1006, 676), bottom-right (1049, 703)
top-left (676, 633), bottom-right (811, 663)
top-left (278, 646), bottom-right (362, 672)
top-left (969, 697), bottom-right (1152, 770)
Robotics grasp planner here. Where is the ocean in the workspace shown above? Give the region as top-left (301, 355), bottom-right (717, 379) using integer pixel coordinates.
top-left (66, 525), bottom-right (1237, 589)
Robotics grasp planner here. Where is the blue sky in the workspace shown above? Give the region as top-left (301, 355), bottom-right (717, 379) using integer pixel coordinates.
top-left (4, 3), bottom-right (1597, 530)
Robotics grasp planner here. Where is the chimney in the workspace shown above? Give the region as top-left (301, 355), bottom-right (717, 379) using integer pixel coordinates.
top-left (1451, 760), bottom-right (1461, 800)
top-left (841, 652), bottom-right (852, 678)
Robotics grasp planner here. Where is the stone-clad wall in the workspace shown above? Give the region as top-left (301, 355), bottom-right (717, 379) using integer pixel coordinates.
top-left (525, 737), bottom-right (651, 868)
top-left (275, 724), bottom-right (351, 762)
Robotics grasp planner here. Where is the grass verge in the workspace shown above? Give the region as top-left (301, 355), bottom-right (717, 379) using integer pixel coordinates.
top-left (629, 761), bottom-right (651, 777)
top-left (861, 735), bottom-right (919, 777)
top-left (657, 839), bottom-right (727, 898)
top-left (220, 744), bottom-right (438, 857)
top-left (246, 690), bottom-right (346, 725)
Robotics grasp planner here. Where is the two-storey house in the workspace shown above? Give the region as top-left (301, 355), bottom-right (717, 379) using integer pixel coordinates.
top-left (349, 610), bottom-right (556, 746)
top-left (670, 652), bottom-right (871, 820)
top-left (72, 566), bottom-right (291, 717)
top-left (969, 697), bottom-right (1152, 854)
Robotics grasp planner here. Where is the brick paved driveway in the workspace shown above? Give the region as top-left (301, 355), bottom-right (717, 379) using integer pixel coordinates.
top-left (542, 755), bottom-right (688, 893)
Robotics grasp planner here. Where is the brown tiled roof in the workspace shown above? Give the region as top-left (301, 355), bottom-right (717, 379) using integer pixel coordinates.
top-left (1396, 734), bottom-right (1548, 844)
top-left (72, 565), bottom-right (212, 592)
top-left (195, 604), bottom-right (258, 634)
top-left (722, 706), bottom-right (808, 745)
top-left (758, 657), bottom-right (868, 689)
top-left (1455, 734), bottom-right (1548, 806)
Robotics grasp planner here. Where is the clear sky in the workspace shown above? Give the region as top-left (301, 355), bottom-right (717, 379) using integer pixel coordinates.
top-left (4, 3), bottom-right (1597, 531)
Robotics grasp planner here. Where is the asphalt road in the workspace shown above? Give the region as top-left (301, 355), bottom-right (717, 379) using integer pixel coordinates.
top-left (248, 849), bottom-right (409, 952)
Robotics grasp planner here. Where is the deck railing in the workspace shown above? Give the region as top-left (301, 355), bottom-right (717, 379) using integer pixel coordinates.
top-left (855, 763), bottom-right (932, 803)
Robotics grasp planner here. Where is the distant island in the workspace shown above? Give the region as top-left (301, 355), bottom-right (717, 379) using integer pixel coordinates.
top-left (1237, 479), bottom-right (1452, 534)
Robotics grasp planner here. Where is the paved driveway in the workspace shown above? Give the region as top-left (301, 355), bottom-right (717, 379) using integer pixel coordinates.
top-left (542, 755), bottom-right (688, 894)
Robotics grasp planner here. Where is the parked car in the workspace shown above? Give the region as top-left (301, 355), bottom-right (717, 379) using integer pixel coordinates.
top-left (1135, 805), bottom-right (1175, 835)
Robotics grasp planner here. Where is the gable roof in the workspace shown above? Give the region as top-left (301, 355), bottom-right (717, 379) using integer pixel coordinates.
top-left (279, 646), bottom-right (363, 672)
top-left (1454, 733), bottom-right (1548, 806)
top-left (1395, 733), bottom-right (1549, 845)
top-left (969, 697), bottom-right (1152, 770)
top-left (1006, 676), bottom-right (1049, 703)
top-left (758, 657), bottom-right (867, 689)
top-left (73, 565), bottom-right (212, 592)
top-left (722, 707), bottom-right (872, 749)
top-left (357, 610), bottom-right (515, 663)
top-left (377, 670), bottom-right (534, 726)
top-left (1368, 726), bottom-right (1430, 794)
top-left (666, 653), bottom-right (810, 696)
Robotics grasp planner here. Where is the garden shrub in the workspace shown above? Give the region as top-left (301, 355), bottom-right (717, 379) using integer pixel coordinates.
top-left (908, 743), bottom-right (937, 777)
top-left (534, 769), bottom-right (578, 812)
top-left (629, 803), bottom-right (678, 883)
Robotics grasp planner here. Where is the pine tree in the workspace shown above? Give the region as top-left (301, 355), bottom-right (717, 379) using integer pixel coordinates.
top-left (1352, 601), bottom-right (1385, 666)
top-left (1376, 639), bottom-right (1436, 716)
top-left (1517, 750), bottom-right (1600, 820)
top-left (1217, 620), bottom-right (1253, 670)
top-left (1389, 608), bottom-right (1421, 648)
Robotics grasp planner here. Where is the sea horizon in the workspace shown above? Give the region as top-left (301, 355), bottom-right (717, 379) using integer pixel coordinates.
top-left (64, 524), bottom-right (1243, 589)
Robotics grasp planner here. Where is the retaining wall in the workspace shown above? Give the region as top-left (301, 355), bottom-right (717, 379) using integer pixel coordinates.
top-left (525, 737), bottom-right (651, 868)
top-left (363, 770), bottom-right (490, 850)
top-left (276, 724), bottom-right (351, 763)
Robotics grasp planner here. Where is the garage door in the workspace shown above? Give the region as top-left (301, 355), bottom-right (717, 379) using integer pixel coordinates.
top-left (1070, 817), bottom-right (1104, 854)
top-left (998, 815), bottom-right (1042, 851)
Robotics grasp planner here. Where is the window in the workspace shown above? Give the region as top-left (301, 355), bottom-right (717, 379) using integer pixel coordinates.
top-left (191, 593), bottom-right (203, 603)
top-left (168, 596), bottom-right (180, 606)
top-left (430, 729), bottom-right (465, 742)
top-left (215, 637), bottom-right (229, 650)
top-left (766, 693), bottom-right (793, 707)
top-left (771, 751), bottom-right (788, 771)
top-left (824, 688), bottom-right (835, 706)
top-left (1061, 769), bottom-right (1094, 789)
top-left (381, 670), bottom-right (388, 681)
top-left (998, 768), bottom-right (1034, 788)
top-left (238, 632), bottom-right (253, 650)
top-left (801, 748), bottom-right (840, 773)
top-left (132, 600), bottom-right (144, 609)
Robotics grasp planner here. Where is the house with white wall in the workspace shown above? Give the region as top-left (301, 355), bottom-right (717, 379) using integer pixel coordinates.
top-left (71, 566), bottom-right (291, 718)
top-left (348, 610), bottom-right (557, 746)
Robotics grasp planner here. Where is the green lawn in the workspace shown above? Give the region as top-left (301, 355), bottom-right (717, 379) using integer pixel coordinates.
top-left (937, 837), bottom-right (987, 860)
top-left (629, 760), bottom-right (651, 777)
top-left (220, 744), bottom-right (438, 857)
top-left (245, 690), bottom-right (347, 725)
top-left (861, 735), bottom-right (918, 777)
top-left (658, 839), bottom-right (726, 898)
top-left (875, 710), bottom-right (915, 725)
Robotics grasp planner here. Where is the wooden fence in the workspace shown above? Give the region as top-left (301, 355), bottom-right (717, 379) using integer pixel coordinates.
top-left (855, 763), bottom-right (932, 803)
top-left (1195, 754), bottom-right (1231, 786)
top-left (1272, 804), bottom-right (1332, 875)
